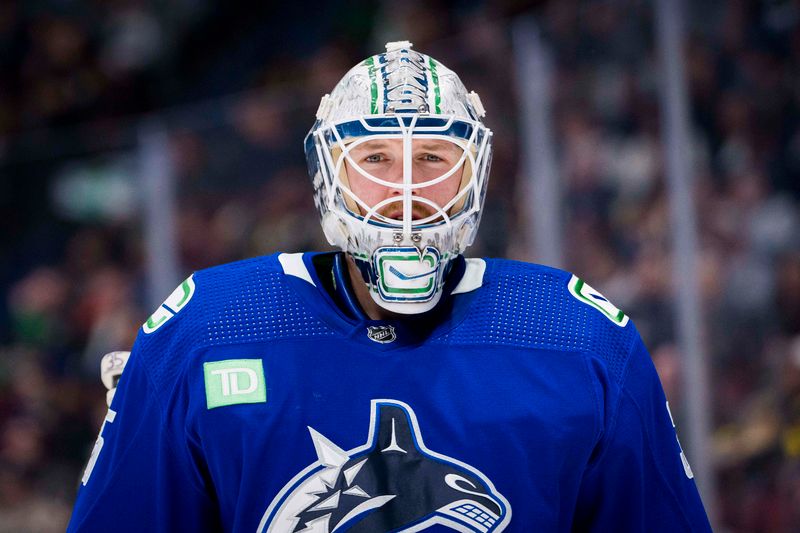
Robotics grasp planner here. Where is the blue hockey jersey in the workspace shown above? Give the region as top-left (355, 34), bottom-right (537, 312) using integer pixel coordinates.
top-left (67, 252), bottom-right (711, 532)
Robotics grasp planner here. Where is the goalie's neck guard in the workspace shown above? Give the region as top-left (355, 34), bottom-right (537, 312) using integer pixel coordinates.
top-left (304, 41), bottom-right (493, 315)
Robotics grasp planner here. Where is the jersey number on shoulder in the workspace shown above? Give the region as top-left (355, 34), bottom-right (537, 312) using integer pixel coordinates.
top-left (81, 409), bottom-right (117, 485)
top-left (567, 275), bottom-right (629, 327)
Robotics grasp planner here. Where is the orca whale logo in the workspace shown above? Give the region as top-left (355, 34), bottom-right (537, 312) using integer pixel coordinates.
top-left (259, 400), bottom-right (511, 532)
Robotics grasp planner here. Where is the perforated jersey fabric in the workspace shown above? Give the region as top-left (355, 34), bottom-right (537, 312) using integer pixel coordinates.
top-left (69, 252), bottom-right (711, 533)
top-left (203, 261), bottom-right (337, 346)
top-left (132, 255), bottom-right (338, 395)
top-left (435, 259), bottom-right (636, 384)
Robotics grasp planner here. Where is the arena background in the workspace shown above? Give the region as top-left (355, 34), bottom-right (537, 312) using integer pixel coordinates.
top-left (1, 1), bottom-right (799, 531)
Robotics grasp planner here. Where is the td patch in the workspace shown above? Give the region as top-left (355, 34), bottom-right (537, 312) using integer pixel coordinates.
top-left (203, 359), bottom-right (266, 409)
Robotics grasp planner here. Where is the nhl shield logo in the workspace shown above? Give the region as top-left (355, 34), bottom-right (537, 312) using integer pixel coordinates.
top-left (367, 325), bottom-right (396, 344)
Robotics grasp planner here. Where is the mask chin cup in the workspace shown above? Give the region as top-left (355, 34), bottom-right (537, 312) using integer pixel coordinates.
top-left (366, 245), bottom-right (446, 314)
top-left (369, 287), bottom-right (443, 315)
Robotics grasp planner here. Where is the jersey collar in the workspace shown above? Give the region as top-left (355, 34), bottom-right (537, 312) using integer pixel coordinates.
top-left (278, 252), bottom-right (486, 348)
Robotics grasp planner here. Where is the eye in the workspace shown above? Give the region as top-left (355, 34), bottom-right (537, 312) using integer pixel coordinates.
top-left (364, 154), bottom-right (385, 163)
top-left (420, 153), bottom-right (444, 162)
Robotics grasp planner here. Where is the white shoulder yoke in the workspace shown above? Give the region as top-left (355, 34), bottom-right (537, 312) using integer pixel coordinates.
top-left (451, 258), bottom-right (486, 296)
top-left (278, 253), bottom-right (316, 286)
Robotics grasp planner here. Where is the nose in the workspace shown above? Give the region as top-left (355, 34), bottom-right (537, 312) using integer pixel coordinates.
top-left (386, 164), bottom-right (420, 196)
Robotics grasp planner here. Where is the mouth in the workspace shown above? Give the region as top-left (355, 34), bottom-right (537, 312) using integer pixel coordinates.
top-left (378, 204), bottom-right (440, 223)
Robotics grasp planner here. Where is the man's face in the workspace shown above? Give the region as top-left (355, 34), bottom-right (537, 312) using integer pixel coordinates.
top-left (343, 138), bottom-right (466, 222)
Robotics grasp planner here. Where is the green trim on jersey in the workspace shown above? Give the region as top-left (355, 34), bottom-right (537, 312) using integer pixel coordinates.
top-left (567, 275), bottom-right (629, 327)
top-left (143, 274), bottom-right (196, 334)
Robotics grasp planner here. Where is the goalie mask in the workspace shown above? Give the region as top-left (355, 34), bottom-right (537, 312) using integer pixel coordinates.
top-left (305, 41), bottom-right (492, 314)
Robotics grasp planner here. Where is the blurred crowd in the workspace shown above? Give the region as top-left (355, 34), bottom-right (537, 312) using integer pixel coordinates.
top-left (541, 2), bottom-right (800, 530)
top-left (1, 1), bottom-right (798, 531)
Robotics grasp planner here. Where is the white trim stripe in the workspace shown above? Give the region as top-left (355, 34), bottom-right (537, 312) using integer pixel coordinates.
top-left (278, 253), bottom-right (316, 287)
top-left (451, 258), bottom-right (486, 296)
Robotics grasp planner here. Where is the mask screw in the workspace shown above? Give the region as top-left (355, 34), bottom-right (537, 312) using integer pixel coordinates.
top-left (393, 232), bottom-right (403, 243)
top-left (411, 233), bottom-right (422, 243)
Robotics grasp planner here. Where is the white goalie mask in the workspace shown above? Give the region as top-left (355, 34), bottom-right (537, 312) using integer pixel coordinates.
top-left (305, 41), bottom-right (493, 314)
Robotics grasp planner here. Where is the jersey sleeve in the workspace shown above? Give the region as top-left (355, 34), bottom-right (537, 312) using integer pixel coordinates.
top-left (573, 332), bottom-right (712, 532)
top-left (67, 330), bottom-right (219, 532)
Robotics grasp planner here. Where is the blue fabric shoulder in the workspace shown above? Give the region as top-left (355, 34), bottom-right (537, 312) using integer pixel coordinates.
top-left (132, 253), bottom-right (337, 394)
top-left (440, 258), bottom-right (638, 384)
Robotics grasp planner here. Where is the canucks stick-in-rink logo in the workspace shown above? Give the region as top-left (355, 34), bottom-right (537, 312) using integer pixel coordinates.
top-left (258, 400), bottom-right (511, 532)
